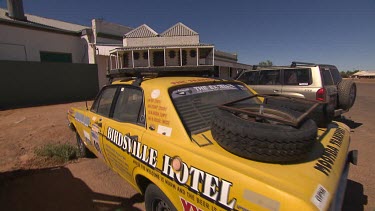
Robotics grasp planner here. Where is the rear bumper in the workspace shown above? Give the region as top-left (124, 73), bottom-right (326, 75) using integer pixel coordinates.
top-left (329, 150), bottom-right (358, 211)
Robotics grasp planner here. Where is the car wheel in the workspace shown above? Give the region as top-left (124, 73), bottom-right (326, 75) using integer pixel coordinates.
top-left (145, 184), bottom-right (176, 211)
top-left (211, 105), bottom-right (317, 163)
top-left (76, 133), bottom-right (93, 158)
top-left (338, 80), bottom-right (357, 111)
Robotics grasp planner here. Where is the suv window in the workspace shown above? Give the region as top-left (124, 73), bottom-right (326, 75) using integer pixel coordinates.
top-left (237, 71), bottom-right (259, 85)
top-left (284, 68), bottom-right (311, 85)
top-left (258, 70), bottom-right (281, 85)
top-left (91, 87), bottom-right (117, 117)
top-left (113, 86), bottom-right (144, 124)
top-left (329, 67), bottom-right (342, 85)
top-left (320, 69), bottom-right (334, 86)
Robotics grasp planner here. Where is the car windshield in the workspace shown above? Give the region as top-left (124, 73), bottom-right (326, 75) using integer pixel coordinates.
top-left (170, 82), bottom-right (258, 134)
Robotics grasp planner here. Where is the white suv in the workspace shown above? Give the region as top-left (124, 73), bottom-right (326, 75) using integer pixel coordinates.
top-left (237, 61), bottom-right (357, 117)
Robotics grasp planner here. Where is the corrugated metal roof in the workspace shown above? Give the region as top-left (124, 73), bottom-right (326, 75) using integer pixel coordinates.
top-left (352, 71), bottom-right (375, 76)
top-left (0, 7), bottom-right (88, 33)
top-left (161, 22), bottom-right (198, 37)
top-left (124, 24), bottom-right (158, 38)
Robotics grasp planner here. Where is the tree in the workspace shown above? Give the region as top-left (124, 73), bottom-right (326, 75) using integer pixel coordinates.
top-left (340, 70), bottom-right (360, 78)
top-left (258, 60), bottom-right (273, 67)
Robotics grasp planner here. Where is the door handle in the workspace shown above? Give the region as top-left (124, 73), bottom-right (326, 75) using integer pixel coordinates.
top-left (95, 118), bottom-right (102, 127)
top-left (273, 89), bottom-right (280, 93)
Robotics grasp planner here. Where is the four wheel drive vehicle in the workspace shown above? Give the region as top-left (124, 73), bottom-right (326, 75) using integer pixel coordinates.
top-left (236, 62), bottom-right (357, 117)
top-left (67, 70), bottom-right (357, 211)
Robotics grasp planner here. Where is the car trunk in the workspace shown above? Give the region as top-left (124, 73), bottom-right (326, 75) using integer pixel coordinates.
top-left (191, 123), bottom-right (350, 209)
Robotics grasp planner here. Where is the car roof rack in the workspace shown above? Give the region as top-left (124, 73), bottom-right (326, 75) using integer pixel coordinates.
top-left (107, 66), bottom-right (215, 81)
top-left (291, 61), bottom-right (318, 67)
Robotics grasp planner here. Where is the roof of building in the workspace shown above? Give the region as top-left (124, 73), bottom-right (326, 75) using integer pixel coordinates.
top-left (352, 71), bottom-right (375, 76)
top-left (124, 24), bottom-right (158, 38)
top-left (124, 22), bottom-right (199, 38)
top-left (160, 22), bottom-right (198, 37)
top-left (0, 7), bottom-right (88, 34)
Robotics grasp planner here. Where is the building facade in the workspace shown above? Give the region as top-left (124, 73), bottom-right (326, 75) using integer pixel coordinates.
top-left (0, 0), bottom-right (251, 89)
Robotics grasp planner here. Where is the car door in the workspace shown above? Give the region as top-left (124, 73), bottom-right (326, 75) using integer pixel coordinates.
top-left (100, 85), bottom-right (146, 181)
top-left (257, 69), bottom-right (282, 95)
top-left (86, 86), bottom-right (118, 161)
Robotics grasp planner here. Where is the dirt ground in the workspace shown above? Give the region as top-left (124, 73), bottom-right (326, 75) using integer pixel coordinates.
top-left (0, 102), bottom-right (84, 171)
top-left (0, 79), bottom-right (374, 210)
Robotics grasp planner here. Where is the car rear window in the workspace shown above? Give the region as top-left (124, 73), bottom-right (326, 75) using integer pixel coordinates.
top-left (284, 68), bottom-right (311, 85)
top-left (320, 68), bottom-right (334, 86)
top-left (170, 82), bottom-right (257, 134)
top-left (329, 67), bottom-right (342, 85)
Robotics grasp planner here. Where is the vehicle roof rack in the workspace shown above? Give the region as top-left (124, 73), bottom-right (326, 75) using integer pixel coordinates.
top-left (107, 66), bottom-right (215, 81)
top-left (291, 61), bottom-right (317, 67)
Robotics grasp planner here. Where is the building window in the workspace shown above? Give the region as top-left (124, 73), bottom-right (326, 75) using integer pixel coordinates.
top-left (190, 50), bottom-right (196, 58)
top-left (169, 50), bottom-right (176, 58)
top-left (40, 51), bottom-right (72, 63)
top-left (134, 52), bottom-right (140, 60)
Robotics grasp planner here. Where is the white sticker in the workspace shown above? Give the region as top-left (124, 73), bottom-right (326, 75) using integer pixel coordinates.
top-left (121, 87), bottom-right (125, 91)
top-left (157, 125), bottom-right (172, 137)
top-left (151, 89), bottom-right (160, 99)
top-left (299, 83), bottom-right (308, 86)
top-left (83, 130), bottom-right (91, 145)
top-left (311, 184), bottom-right (330, 211)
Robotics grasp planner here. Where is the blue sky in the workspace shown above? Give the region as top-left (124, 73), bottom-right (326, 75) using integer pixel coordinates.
top-left (1, 0), bottom-right (374, 71)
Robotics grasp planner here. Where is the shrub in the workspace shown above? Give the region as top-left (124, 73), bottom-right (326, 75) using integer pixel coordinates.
top-left (35, 143), bottom-right (78, 162)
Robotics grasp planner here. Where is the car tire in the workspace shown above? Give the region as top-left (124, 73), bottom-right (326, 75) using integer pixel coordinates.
top-left (338, 80), bottom-right (356, 111)
top-left (145, 184), bottom-right (177, 211)
top-left (211, 105), bottom-right (317, 163)
top-left (265, 97), bottom-right (334, 127)
top-left (76, 133), bottom-right (94, 158)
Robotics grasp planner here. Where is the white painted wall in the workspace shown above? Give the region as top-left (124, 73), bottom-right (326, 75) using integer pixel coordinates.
top-left (96, 55), bottom-right (109, 88)
top-left (0, 24), bottom-right (88, 63)
top-left (133, 50), bottom-right (148, 67)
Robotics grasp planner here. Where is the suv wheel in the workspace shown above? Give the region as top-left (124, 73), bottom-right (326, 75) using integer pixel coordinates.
top-left (338, 80), bottom-right (357, 111)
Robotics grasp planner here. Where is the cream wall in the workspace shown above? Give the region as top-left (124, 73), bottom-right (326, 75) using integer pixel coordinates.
top-left (0, 24), bottom-right (88, 63)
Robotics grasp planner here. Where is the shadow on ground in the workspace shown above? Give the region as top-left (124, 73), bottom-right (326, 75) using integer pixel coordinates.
top-left (0, 167), bottom-right (144, 211)
top-left (343, 179), bottom-right (368, 211)
top-left (335, 116), bottom-right (363, 129)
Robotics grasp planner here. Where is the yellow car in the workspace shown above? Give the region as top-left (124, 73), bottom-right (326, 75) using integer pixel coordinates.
top-left (68, 73), bottom-right (357, 211)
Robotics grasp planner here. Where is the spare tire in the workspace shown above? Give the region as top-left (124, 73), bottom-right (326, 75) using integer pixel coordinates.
top-left (211, 105), bottom-right (317, 163)
top-left (338, 80), bottom-right (356, 111)
top-left (265, 97), bottom-right (334, 128)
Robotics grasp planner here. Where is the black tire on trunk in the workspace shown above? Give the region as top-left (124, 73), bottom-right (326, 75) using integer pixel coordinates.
top-left (338, 80), bottom-right (357, 111)
top-left (211, 105), bottom-right (317, 163)
top-left (145, 184), bottom-right (177, 211)
top-left (265, 97), bottom-right (334, 127)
